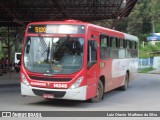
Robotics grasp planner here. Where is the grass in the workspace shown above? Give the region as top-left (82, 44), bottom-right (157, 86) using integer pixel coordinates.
top-left (139, 67), bottom-right (155, 73)
top-left (139, 42), bottom-right (160, 58)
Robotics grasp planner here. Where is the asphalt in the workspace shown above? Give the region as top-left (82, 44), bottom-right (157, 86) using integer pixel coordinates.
top-left (0, 71), bottom-right (20, 88)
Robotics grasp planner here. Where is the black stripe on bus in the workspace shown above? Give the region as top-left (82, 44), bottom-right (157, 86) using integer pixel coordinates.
top-left (29, 76), bottom-right (72, 82)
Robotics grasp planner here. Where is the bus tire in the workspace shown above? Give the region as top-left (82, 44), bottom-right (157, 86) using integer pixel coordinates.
top-left (120, 73), bottom-right (129, 91)
top-left (90, 80), bottom-right (104, 103)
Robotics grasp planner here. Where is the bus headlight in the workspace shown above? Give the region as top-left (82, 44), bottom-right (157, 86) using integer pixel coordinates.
top-left (70, 77), bottom-right (84, 89)
top-left (21, 73), bottom-right (30, 86)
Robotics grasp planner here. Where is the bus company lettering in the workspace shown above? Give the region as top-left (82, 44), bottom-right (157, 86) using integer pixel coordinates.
top-left (30, 82), bottom-right (47, 87)
top-left (53, 83), bottom-right (67, 88)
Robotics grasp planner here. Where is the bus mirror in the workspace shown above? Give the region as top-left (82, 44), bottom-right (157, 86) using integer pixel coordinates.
top-left (26, 45), bottom-right (30, 54)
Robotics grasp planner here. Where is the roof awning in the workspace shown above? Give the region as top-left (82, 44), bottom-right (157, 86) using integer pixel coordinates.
top-left (0, 0), bottom-right (138, 27)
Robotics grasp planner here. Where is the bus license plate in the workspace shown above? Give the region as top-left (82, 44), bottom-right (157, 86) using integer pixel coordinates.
top-left (43, 94), bottom-right (54, 99)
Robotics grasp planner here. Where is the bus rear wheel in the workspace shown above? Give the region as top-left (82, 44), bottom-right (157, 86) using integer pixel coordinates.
top-left (90, 80), bottom-right (103, 103)
top-left (120, 73), bottom-right (129, 91)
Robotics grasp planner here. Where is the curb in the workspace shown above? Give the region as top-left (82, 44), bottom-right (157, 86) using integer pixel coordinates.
top-left (148, 71), bottom-right (160, 74)
top-left (0, 83), bottom-right (20, 88)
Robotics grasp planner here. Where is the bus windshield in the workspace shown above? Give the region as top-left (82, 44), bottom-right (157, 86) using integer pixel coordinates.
top-left (24, 36), bottom-right (84, 75)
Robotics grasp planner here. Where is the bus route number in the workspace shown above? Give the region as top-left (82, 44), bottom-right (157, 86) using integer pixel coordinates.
top-left (35, 27), bottom-right (46, 33)
top-left (53, 84), bottom-right (67, 88)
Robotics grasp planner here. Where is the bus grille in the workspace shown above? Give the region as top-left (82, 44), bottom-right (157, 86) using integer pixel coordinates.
top-left (32, 89), bottom-right (66, 98)
top-left (29, 76), bottom-right (72, 82)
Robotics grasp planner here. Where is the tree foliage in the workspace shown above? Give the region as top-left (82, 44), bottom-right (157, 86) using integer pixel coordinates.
top-left (93, 0), bottom-right (160, 58)
top-left (127, 0), bottom-right (160, 58)
top-left (93, 0), bottom-right (160, 42)
top-left (122, 0), bottom-right (160, 38)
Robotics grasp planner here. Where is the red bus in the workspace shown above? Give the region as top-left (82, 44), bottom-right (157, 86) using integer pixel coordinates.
top-left (21, 20), bottom-right (138, 102)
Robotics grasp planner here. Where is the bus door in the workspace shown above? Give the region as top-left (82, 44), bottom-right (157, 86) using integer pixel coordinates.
top-left (86, 30), bottom-right (100, 99)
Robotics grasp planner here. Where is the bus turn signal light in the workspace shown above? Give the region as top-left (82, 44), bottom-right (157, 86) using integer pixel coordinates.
top-left (21, 73), bottom-right (30, 86)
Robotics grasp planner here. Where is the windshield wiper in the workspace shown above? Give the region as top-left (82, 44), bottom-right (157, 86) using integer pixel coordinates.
top-left (38, 34), bottom-right (51, 62)
top-left (38, 34), bottom-right (49, 53)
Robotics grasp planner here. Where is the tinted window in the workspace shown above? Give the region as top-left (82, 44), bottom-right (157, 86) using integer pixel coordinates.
top-left (110, 37), bottom-right (116, 48)
top-left (88, 40), bottom-right (97, 68)
top-left (100, 34), bottom-right (109, 59)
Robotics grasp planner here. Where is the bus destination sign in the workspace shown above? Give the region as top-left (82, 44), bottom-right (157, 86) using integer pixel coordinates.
top-left (28, 24), bottom-right (85, 34)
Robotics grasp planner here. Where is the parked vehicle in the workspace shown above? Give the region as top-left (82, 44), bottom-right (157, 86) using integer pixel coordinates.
top-left (14, 53), bottom-right (21, 72)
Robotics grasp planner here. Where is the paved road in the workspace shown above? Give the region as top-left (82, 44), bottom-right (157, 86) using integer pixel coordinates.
top-left (0, 73), bottom-right (160, 112)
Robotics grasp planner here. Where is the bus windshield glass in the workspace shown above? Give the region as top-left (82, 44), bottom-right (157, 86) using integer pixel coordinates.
top-left (24, 36), bottom-right (84, 74)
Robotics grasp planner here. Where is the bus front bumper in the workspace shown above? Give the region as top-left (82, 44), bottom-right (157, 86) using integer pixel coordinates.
top-left (21, 83), bottom-right (87, 101)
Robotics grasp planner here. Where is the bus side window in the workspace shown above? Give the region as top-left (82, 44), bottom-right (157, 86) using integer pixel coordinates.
top-left (126, 40), bottom-right (131, 58)
top-left (110, 37), bottom-right (116, 48)
top-left (135, 41), bottom-right (137, 49)
top-left (110, 37), bottom-right (118, 58)
top-left (126, 40), bottom-right (130, 49)
top-left (100, 34), bottom-right (109, 59)
top-left (120, 39), bottom-right (124, 48)
top-left (119, 39), bottom-right (126, 59)
top-left (116, 38), bottom-right (120, 48)
top-left (88, 40), bottom-right (98, 69)
top-left (131, 41), bottom-right (138, 58)
top-left (129, 41), bottom-right (133, 49)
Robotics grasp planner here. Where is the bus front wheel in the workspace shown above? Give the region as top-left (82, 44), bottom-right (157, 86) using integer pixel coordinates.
top-left (90, 80), bottom-right (104, 103)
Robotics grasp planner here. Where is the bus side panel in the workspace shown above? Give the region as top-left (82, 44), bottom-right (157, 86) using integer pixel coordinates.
top-left (128, 58), bottom-right (138, 80)
top-left (100, 59), bottom-right (113, 92)
top-left (86, 29), bottom-right (100, 100)
top-left (110, 59), bottom-right (128, 90)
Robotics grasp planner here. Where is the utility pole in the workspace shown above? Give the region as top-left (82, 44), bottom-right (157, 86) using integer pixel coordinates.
top-left (152, 19), bottom-right (155, 33)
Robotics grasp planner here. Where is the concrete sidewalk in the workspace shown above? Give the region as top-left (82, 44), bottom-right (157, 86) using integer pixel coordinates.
top-left (148, 69), bottom-right (160, 74)
top-left (0, 72), bottom-right (20, 88)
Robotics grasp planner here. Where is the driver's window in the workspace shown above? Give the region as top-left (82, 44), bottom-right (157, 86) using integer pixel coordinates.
top-left (88, 40), bottom-right (97, 68)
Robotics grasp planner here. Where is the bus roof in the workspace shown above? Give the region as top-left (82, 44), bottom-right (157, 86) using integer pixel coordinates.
top-left (28, 20), bottom-right (89, 26)
top-left (124, 33), bottom-right (139, 42)
top-left (27, 20), bottom-right (138, 41)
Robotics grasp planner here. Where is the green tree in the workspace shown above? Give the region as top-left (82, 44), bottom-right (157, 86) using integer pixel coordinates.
top-left (149, 0), bottom-right (160, 32)
top-left (93, 0), bottom-right (160, 58)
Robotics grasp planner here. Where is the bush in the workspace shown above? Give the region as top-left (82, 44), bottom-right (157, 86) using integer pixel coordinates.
top-left (139, 42), bottom-right (160, 58)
